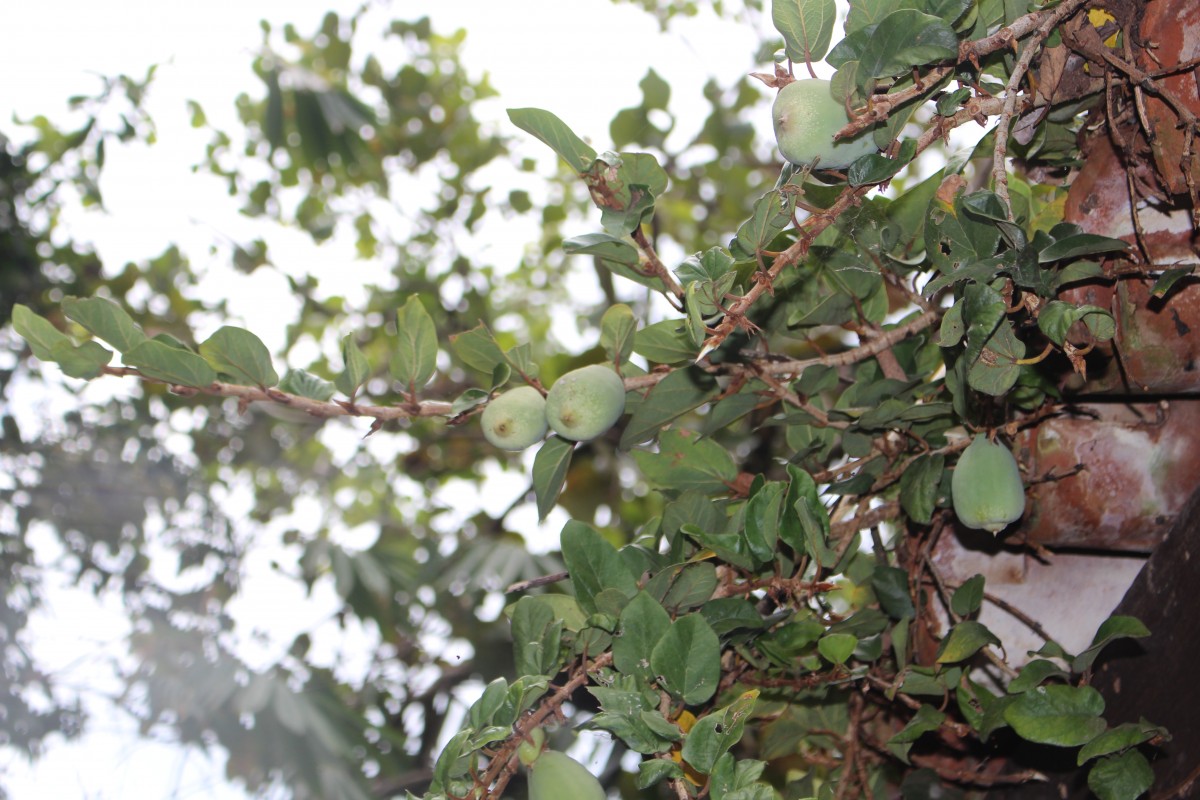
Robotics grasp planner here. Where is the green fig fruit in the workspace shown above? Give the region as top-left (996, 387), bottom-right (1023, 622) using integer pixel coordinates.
top-left (772, 78), bottom-right (877, 170)
top-left (951, 434), bottom-right (1026, 534)
top-left (527, 750), bottom-right (605, 800)
top-left (544, 364), bottom-right (626, 442)
top-left (481, 386), bottom-right (548, 451)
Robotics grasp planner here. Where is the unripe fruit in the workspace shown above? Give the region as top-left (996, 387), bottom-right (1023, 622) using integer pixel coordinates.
top-left (772, 78), bottom-right (877, 169)
top-left (527, 751), bottom-right (605, 800)
top-left (481, 386), bottom-right (548, 451)
top-left (544, 364), bottom-right (626, 442)
top-left (517, 728), bottom-right (546, 767)
top-left (951, 435), bottom-right (1026, 534)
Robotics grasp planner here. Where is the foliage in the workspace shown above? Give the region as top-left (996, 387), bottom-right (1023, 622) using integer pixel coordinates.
top-left (2, 1), bottom-right (1189, 799)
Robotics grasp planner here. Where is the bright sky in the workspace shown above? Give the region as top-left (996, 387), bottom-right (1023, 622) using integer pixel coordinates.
top-left (0, 2), bottom-right (774, 797)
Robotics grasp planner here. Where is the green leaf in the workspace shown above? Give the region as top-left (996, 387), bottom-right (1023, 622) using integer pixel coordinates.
top-left (950, 574), bottom-right (985, 617)
top-left (633, 319), bottom-right (699, 365)
top-left (1056, 259), bottom-right (1106, 289)
top-left (390, 295), bottom-right (438, 391)
top-left (700, 597), bottom-right (767, 637)
top-left (1078, 720), bottom-right (1169, 765)
top-left (817, 633), bottom-right (857, 665)
top-left (798, 493), bottom-right (836, 567)
top-left (898, 453), bottom-right (945, 525)
top-left (1037, 300), bottom-right (1081, 345)
top-left (647, 561), bottom-right (718, 614)
top-left (677, 247), bottom-right (736, 285)
top-left (467, 678), bottom-right (509, 729)
top-left (651, 613), bottom-right (721, 705)
top-left (562, 231), bottom-right (660, 291)
top-left (1004, 685), bottom-right (1107, 747)
top-left (561, 231), bottom-right (638, 266)
top-left (613, 591), bottom-right (673, 682)
top-left (848, 139), bottom-right (917, 187)
top-left (532, 436), bottom-right (574, 521)
top-left (431, 729), bottom-right (472, 791)
top-left (560, 521), bottom-right (638, 615)
top-left (621, 368), bottom-right (719, 448)
top-left (12, 304), bottom-right (72, 360)
top-left (336, 335), bottom-right (371, 398)
top-left (684, 280), bottom-right (707, 347)
top-left (961, 190), bottom-right (1026, 249)
top-left (49, 339), bottom-right (112, 379)
top-left (278, 369), bottom-right (335, 401)
top-left (936, 620), bottom-right (1000, 663)
top-left (633, 428), bottom-right (738, 494)
top-left (1151, 266), bottom-right (1193, 299)
top-left (1008, 659), bottom-right (1069, 694)
top-left (592, 154), bottom-right (665, 235)
top-left (679, 690), bottom-right (759, 773)
top-left (506, 107), bottom-right (597, 173)
top-left (1039, 232), bottom-right (1128, 263)
top-left (61, 295), bottom-right (147, 353)
top-left (828, 607), bottom-right (888, 638)
top-left (449, 325), bottom-right (505, 377)
top-left (600, 303), bottom-right (637, 365)
top-left (590, 682), bottom-right (663, 753)
top-left (887, 704), bottom-right (945, 763)
top-left (967, 318), bottom-right (1025, 397)
top-left (1087, 750), bottom-right (1154, 800)
top-left (734, 189), bottom-right (796, 258)
top-left (1073, 615), bottom-right (1151, 673)
top-left (744, 481), bottom-right (786, 566)
top-left (871, 564), bottom-right (914, 619)
top-left (200, 326), bottom-right (278, 387)
top-left (785, 248), bottom-right (885, 328)
top-left (924, 194), bottom-right (1004, 278)
top-left (937, 300), bottom-right (965, 347)
top-left (509, 596), bottom-right (565, 678)
top-left (1038, 301), bottom-right (1116, 346)
top-left (773, 0), bottom-right (838, 67)
top-left (833, 10), bottom-right (958, 81)
top-left (637, 759), bottom-right (684, 789)
top-left (125, 339), bottom-right (219, 387)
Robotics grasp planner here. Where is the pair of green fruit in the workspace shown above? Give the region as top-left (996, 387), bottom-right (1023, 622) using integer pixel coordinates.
top-left (481, 364), bottom-right (626, 451)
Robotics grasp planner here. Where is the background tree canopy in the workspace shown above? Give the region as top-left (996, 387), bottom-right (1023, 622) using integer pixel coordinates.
top-left (3, 0), bottom-right (1197, 799)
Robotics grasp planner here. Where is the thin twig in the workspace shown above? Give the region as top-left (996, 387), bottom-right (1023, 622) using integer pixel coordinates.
top-left (100, 365), bottom-right (454, 418)
top-left (505, 571), bottom-right (569, 594)
top-left (982, 590), bottom-right (1063, 651)
top-left (992, 0), bottom-right (1092, 214)
top-left (632, 226), bottom-right (685, 299)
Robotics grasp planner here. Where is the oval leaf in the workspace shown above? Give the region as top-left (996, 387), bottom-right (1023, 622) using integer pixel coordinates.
top-left (61, 295), bottom-right (147, 353)
top-left (200, 326), bottom-right (278, 387)
top-left (532, 436), bottom-right (575, 521)
top-left (1004, 685), bottom-right (1107, 747)
top-left (390, 295), bottom-right (438, 391)
top-left (651, 613), bottom-right (721, 705)
top-left (125, 339), bottom-right (219, 387)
